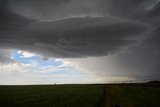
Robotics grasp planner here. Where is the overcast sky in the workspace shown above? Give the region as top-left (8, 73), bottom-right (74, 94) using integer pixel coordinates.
top-left (0, 0), bottom-right (160, 84)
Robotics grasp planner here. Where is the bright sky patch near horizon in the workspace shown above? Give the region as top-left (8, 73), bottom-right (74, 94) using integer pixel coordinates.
top-left (0, 50), bottom-right (105, 85)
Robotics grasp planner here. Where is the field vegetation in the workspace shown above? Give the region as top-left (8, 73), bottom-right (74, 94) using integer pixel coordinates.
top-left (0, 83), bottom-right (160, 107)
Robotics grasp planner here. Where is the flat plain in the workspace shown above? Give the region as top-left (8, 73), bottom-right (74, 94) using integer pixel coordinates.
top-left (0, 83), bottom-right (160, 107)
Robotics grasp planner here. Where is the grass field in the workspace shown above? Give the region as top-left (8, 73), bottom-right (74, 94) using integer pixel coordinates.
top-left (0, 84), bottom-right (160, 107)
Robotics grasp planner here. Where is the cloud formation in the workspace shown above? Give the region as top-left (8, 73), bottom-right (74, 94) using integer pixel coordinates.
top-left (0, 49), bottom-right (15, 64)
top-left (0, 50), bottom-right (103, 85)
top-left (0, 0), bottom-right (160, 80)
top-left (0, 0), bottom-right (151, 58)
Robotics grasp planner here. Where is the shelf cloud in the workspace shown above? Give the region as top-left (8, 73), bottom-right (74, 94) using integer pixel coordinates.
top-left (0, 0), bottom-right (151, 58)
top-left (0, 0), bottom-right (160, 80)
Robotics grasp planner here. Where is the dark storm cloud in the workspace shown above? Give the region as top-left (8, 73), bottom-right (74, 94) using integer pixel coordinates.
top-left (111, 28), bottom-right (160, 80)
top-left (0, 0), bottom-right (150, 58)
top-left (0, 16), bottom-right (149, 58)
top-left (0, 0), bottom-right (160, 79)
top-left (106, 1), bottom-right (160, 80)
top-left (150, 1), bottom-right (160, 17)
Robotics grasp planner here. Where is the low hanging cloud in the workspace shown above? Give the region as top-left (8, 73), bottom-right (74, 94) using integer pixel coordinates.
top-left (0, 0), bottom-right (151, 59)
top-left (0, 0), bottom-right (160, 80)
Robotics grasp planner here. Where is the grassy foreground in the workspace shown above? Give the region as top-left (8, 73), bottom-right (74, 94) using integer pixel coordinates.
top-left (0, 84), bottom-right (160, 107)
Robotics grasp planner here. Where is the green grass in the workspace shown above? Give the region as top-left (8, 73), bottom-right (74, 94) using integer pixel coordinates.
top-left (0, 84), bottom-right (160, 107)
top-left (0, 85), bottom-right (103, 107)
top-left (123, 86), bottom-right (160, 107)
top-left (103, 85), bottom-right (160, 107)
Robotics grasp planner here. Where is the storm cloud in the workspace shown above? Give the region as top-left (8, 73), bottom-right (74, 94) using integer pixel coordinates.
top-left (0, 0), bottom-right (151, 58)
top-left (0, 0), bottom-right (160, 80)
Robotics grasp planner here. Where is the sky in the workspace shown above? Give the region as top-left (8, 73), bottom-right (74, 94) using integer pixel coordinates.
top-left (0, 0), bottom-right (160, 84)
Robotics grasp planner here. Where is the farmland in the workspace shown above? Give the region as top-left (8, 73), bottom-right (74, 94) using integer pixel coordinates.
top-left (0, 83), bottom-right (160, 107)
